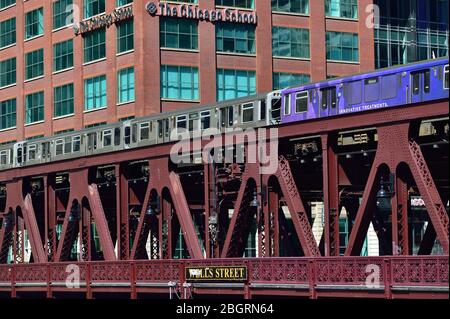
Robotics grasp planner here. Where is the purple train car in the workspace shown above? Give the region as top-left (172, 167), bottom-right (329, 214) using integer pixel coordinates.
top-left (280, 57), bottom-right (449, 124)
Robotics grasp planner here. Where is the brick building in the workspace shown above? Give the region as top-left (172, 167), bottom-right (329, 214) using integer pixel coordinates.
top-left (0, 0), bottom-right (407, 144)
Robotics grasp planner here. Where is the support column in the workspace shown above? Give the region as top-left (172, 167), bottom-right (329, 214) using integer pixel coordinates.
top-left (204, 164), bottom-right (211, 258)
top-left (268, 187), bottom-right (279, 257)
top-left (116, 165), bottom-right (130, 260)
top-left (321, 134), bottom-right (340, 256)
top-left (392, 176), bottom-right (409, 255)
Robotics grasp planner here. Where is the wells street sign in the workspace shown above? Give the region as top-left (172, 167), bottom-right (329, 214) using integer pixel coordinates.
top-left (185, 266), bottom-right (248, 282)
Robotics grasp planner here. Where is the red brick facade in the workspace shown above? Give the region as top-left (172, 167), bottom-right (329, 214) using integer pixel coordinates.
top-left (0, 0), bottom-right (374, 143)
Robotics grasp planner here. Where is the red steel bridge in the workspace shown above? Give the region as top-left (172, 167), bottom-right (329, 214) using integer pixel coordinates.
top-left (0, 99), bottom-right (448, 299)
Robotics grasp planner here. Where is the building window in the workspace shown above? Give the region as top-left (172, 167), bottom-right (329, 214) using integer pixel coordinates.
top-left (0, 98), bottom-right (16, 130)
top-left (118, 67), bottom-right (135, 103)
top-left (160, 18), bottom-right (198, 50)
top-left (326, 31), bottom-right (359, 62)
top-left (215, 0), bottom-right (254, 9)
top-left (161, 65), bottom-right (199, 100)
top-left (271, 0), bottom-right (309, 14)
top-left (0, 0), bottom-right (15, 10)
top-left (84, 28), bottom-right (106, 62)
top-left (25, 91), bottom-right (44, 124)
top-left (325, 0), bottom-right (358, 19)
top-left (117, 0), bottom-right (133, 6)
top-left (117, 19), bottom-right (134, 53)
top-left (0, 17), bottom-right (16, 49)
top-left (216, 22), bottom-right (255, 54)
top-left (25, 7), bottom-right (44, 39)
top-left (84, 75), bottom-right (107, 111)
top-left (25, 48), bottom-right (44, 80)
top-left (273, 73), bottom-right (310, 90)
top-left (216, 69), bottom-right (256, 102)
top-left (272, 26), bottom-right (310, 58)
top-left (84, 0), bottom-right (105, 19)
top-left (54, 83), bottom-right (74, 117)
top-left (53, 39), bottom-right (73, 72)
top-left (53, 0), bottom-right (73, 30)
top-left (0, 57), bottom-right (16, 88)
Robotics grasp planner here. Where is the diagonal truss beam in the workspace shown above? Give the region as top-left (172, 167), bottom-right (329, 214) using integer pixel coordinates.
top-left (346, 123), bottom-right (449, 256)
top-left (88, 184), bottom-right (117, 261)
top-left (276, 156), bottom-right (321, 257)
top-left (221, 169), bottom-right (256, 258)
top-left (22, 195), bottom-right (46, 263)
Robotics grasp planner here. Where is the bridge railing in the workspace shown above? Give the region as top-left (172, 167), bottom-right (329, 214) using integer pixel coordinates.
top-left (0, 256), bottom-right (448, 293)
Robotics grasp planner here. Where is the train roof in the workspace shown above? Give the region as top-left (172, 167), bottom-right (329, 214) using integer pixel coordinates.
top-left (282, 57), bottom-right (449, 94)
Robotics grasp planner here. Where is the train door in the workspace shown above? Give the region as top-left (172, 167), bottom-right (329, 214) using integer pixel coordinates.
top-left (86, 132), bottom-right (97, 155)
top-left (320, 87), bottom-right (337, 117)
top-left (41, 142), bottom-right (51, 162)
top-left (411, 69), bottom-right (430, 103)
top-left (157, 119), bottom-right (170, 143)
top-left (13, 142), bottom-right (26, 167)
top-left (220, 106), bottom-right (234, 131)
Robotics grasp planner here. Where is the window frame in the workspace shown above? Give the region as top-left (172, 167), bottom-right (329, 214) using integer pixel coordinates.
top-left (295, 91), bottom-right (309, 114)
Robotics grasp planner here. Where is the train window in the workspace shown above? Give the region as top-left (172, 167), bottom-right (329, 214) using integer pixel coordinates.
top-left (73, 136), bottom-right (81, 152)
top-left (228, 107), bottom-right (234, 126)
top-left (284, 95), bottom-right (291, 115)
top-left (242, 103), bottom-right (254, 123)
top-left (56, 139), bottom-right (64, 156)
top-left (42, 142), bottom-right (50, 158)
top-left (158, 120), bottom-right (163, 138)
top-left (189, 113), bottom-right (198, 131)
top-left (412, 72), bottom-right (420, 95)
top-left (364, 77), bottom-right (380, 102)
top-left (103, 130), bottom-right (112, 147)
top-left (445, 65), bottom-right (449, 89)
top-left (124, 126), bottom-right (131, 145)
top-left (0, 150), bottom-right (8, 165)
top-left (381, 74), bottom-right (398, 100)
top-left (140, 123), bottom-right (150, 140)
top-left (28, 145), bottom-right (36, 161)
top-left (260, 100), bottom-right (266, 120)
top-left (132, 124), bottom-right (137, 143)
top-left (424, 70), bottom-right (430, 93)
top-left (177, 115), bottom-right (187, 133)
top-left (330, 88), bottom-right (337, 108)
top-left (346, 81), bottom-right (362, 105)
top-left (200, 111), bottom-right (211, 129)
top-left (271, 98), bottom-right (281, 120)
top-left (295, 92), bottom-right (308, 113)
top-left (64, 137), bottom-right (72, 153)
top-left (114, 128), bottom-right (121, 146)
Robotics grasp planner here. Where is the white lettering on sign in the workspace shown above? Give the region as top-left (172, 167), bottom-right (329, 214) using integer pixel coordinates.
top-left (146, 2), bottom-right (257, 25)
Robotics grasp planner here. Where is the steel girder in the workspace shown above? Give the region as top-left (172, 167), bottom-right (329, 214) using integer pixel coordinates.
top-left (0, 100), bottom-right (447, 265)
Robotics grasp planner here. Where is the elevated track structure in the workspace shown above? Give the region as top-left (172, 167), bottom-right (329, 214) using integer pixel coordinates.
top-left (0, 99), bottom-right (448, 299)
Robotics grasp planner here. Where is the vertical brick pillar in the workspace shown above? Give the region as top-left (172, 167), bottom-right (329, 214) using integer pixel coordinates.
top-left (106, 1), bottom-right (118, 123)
top-left (198, 0), bottom-right (217, 103)
top-left (43, 1), bottom-right (54, 136)
top-left (73, 0), bottom-right (85, 130)
top-left (15, 1), bottom-right (25, 140)
top-left (135, 0), bottom-right (161, 117)
top-left (255, 0), bottom-right (273, 92)
top-left (309, 0), bottom-right (327, 81)
top-left (358, 0), bottom-right (375, 72)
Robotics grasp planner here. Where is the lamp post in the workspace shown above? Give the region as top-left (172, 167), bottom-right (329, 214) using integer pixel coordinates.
top-left (376, 174), bottom-right (395, 255)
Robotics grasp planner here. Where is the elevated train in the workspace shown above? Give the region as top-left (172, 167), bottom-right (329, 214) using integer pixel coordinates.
top-left (0, 57), bottom-right (448, 172)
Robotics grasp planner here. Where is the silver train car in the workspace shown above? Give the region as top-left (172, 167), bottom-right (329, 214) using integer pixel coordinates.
top-left (0, 91), bottom-right (282, 171)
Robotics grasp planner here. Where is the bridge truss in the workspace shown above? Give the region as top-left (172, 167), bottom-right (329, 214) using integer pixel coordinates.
top-left (0, 100), bottom-right (448, 299)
